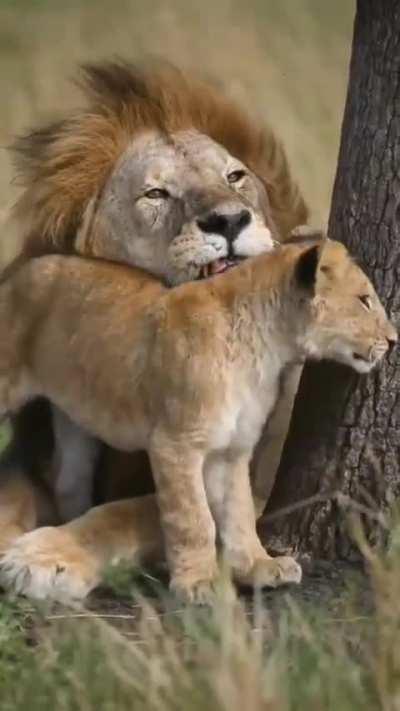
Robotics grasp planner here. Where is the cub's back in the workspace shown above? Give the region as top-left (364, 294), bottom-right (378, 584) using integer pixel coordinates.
top-left (1, 255), bottom-right (165, 325)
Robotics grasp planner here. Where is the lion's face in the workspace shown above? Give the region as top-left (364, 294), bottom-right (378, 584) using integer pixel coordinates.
top-left (91, 130), bottom-right (275, 285)
top-left (304, 241), bottom-right (397, 373)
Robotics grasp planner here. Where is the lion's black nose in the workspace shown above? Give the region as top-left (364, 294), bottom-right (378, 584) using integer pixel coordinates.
top-left (197, 209), bottom-right (251, 242)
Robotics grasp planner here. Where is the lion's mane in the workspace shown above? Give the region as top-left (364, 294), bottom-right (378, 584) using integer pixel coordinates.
top-left (9, 61), bottom-right (308, 260)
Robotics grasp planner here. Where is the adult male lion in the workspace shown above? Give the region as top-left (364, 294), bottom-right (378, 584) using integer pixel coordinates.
top-left (0, 61), bottom-right (308, 558)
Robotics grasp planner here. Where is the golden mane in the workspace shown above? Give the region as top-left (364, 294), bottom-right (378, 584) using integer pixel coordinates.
top-left (10, 60), bottom-right (308, 257)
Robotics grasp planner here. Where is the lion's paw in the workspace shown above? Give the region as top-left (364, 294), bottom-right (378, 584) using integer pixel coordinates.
top-left (0, 527), bottom-right (100, 604)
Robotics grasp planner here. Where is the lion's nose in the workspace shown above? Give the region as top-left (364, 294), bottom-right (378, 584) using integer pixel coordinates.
top-left (197, 209), bottom-right (251, 242)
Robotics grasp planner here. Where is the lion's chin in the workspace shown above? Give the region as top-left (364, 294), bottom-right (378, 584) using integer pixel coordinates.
top-left (199, 256), bottom-right (246, 279)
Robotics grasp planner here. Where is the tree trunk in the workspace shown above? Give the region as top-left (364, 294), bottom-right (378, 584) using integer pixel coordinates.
top-left (262, 0), bottom-right (400, 560)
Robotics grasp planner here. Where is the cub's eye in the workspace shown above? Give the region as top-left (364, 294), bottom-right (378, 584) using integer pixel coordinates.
top-left (144, 188), bottom-right (170, 200)
top-left (359, 294), bottom-right (372, 310)
top-left (227, 169), bottom-right (246, 184)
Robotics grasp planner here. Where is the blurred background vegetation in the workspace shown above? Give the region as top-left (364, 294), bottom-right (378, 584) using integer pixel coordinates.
top-left (0, 0), bottom-right (354, 263)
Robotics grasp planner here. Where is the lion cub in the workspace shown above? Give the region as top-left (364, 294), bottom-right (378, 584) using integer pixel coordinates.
top-left (0, 239), bottom-right (396, 602)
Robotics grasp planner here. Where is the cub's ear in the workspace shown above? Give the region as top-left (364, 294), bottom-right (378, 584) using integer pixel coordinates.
top-left (295, 244), bottom-right (321, 293)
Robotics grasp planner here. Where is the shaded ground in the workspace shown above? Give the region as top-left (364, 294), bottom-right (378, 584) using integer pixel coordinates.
top-left (1, 556), bottom-right (392, 711)
top-left (2, 560), bottom-right (371, 646)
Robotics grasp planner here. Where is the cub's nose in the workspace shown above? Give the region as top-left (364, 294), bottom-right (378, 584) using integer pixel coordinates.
top-left (386, 322), bottom-right (398, 350)
top-left (197, 209), bottom-right (251, 242)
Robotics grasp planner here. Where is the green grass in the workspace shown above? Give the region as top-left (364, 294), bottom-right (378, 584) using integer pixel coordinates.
top-left (1, 523), bottom-right (398, 710)
top-left (1, 548), bottom-right (399, 711)
top-left (2, 522), bottom-right (400, 711)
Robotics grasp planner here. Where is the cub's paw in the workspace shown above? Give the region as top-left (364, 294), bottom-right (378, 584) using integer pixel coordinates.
top-left (0, 527), bottom-right (100, 604)
top-left (236, 555), bottom-right (302, 589)
top-left (170, 576), bottom-right (217, 606)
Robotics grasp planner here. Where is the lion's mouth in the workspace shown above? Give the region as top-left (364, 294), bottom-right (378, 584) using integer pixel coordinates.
top-left (199, 256), bottom-right (246, 279)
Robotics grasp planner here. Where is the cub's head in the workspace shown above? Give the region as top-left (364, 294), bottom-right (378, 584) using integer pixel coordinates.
top-left (293, 238), bottom-right (397, 373)
top-left (10, 61), bottom-right (308, 285)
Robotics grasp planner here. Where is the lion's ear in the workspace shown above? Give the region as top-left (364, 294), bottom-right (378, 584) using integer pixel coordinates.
top-left (294, 244), bottom-right (321, 293)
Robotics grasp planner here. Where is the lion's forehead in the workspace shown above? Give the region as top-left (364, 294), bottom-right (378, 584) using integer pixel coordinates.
top-left (126, 129), bottom-right (237, 187)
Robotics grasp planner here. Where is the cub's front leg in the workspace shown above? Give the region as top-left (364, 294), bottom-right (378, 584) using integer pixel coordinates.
top-left (206, 451), bottom-right (302, 588)
top-left (149, 433), bottom-right (217, 604)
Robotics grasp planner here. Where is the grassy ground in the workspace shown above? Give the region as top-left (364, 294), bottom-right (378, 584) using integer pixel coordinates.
top-left (3, 2), bottom-right (393, 709)
top-left (1, 546), bottom-right (400, 711)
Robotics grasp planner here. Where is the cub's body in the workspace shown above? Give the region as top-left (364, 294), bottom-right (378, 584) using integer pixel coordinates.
top-left (0, 240), bottom-right (395, 603)
top-left (0, 253), bottom-right (296, 457)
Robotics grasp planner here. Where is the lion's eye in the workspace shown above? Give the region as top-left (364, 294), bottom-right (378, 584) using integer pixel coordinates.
top-left (144, 188), bottom-right (170, 200)
top-left (359, 294), bottom-right (372, 310)
top-left (227, 169), bottom-right (246, 184)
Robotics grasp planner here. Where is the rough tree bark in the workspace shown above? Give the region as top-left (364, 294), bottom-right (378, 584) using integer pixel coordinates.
top-left (263, 0), bottom-right (400, 559)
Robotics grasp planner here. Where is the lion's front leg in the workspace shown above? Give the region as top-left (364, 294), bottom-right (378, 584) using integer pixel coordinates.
top-left (150, 434), bottom-right (217, 605)
top-left (0, 496), bottom-right (165, 603)
top-left (52, 407), bottom-right (101, 523)
top-left (208, 451), bottom-right (302, 589)
top-left (0, 471), bottom-right (45, 553)
top-left (251, 364), bottom-right (302, 519)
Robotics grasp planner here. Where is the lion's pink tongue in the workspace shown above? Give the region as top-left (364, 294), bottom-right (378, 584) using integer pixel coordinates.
top-left (209, 258), bottom-right (228, 275)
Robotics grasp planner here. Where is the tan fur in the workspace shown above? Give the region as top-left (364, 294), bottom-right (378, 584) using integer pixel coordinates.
top-left (0, 469), bottom-right (57, 554)
top-left (0, 241), bottom-right (395, 602)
